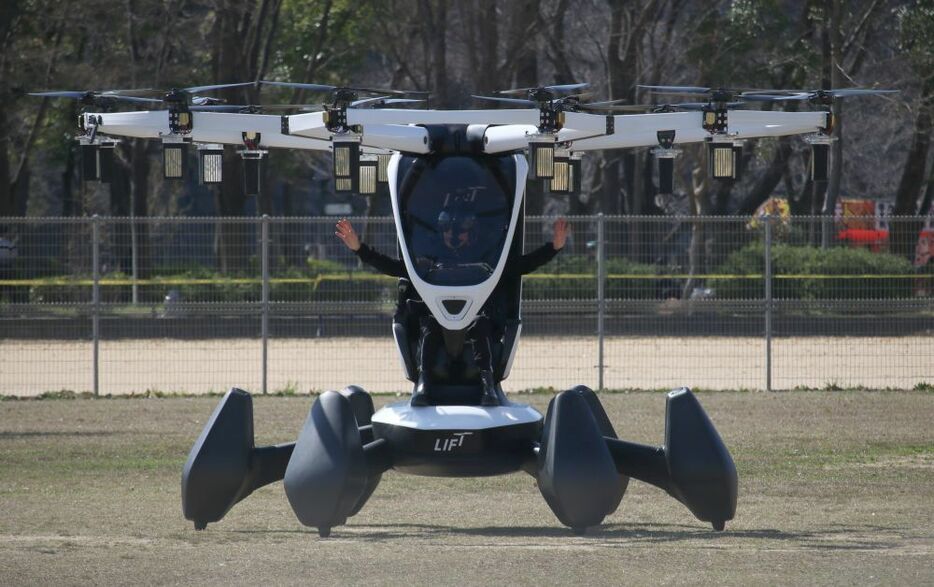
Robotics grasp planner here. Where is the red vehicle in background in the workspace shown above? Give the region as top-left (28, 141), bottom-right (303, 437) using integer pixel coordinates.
top-left (835, 199), bottom-right (934, 268)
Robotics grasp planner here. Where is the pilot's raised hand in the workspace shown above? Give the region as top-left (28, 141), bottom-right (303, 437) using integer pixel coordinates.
top-left (552, 217), bottom-right (569, 250)
top-left (335, 218), bottom-right (361, 251)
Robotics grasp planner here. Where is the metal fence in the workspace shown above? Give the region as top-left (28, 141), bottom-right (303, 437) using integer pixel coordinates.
top-left (0, 215), bottom-right (931, 396)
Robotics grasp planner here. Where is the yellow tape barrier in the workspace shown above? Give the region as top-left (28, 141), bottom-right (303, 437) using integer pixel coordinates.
top-left (0, 272), bottom-right (929, 288)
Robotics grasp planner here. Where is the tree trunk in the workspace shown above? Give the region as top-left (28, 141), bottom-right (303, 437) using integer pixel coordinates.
top-left (821, 0), bottom-right (843, 248)
top-left (683, 167), bottom-right (709, 300)
top-left (110, 153), bottom-right (133, 277)
top-left (473, 0), bottom-right (499, 95)
top-left (0, 106), bottom-right (10, 218)
top-left (891, 80), bottom-right (933, 260)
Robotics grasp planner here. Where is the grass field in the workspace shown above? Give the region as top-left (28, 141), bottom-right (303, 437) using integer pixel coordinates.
top-left (1, 391), bottom-right (933, 585)
top-left (2, 335), bottom-right (931, 396)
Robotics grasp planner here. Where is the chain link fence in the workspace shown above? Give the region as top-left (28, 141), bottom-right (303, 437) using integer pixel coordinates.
top-left (1, 215), bottom-right (931, 396)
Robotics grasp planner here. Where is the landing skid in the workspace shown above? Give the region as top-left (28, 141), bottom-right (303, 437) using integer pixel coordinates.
top-left (181, 385), bottom-right (737, 536)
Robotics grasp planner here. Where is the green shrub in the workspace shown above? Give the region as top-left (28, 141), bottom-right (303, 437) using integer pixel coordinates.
top-left (711, 242), bottom-right (918, 299)
top-left (523, 254), bottom-right (659, 300)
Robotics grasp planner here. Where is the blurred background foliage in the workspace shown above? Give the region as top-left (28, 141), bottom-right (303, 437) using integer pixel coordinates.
top-left (0, 0), bottom-right (931, 275)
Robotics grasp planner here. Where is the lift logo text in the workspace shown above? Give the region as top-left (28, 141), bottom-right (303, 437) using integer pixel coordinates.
top-left (434, 432), bottom-right (473, 452)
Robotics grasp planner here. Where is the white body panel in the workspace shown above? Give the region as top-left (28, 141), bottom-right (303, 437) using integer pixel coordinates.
top-left (286, 111), bottom-right (331, 140)
top-left (569, 110), bottom-right (827, 151)
top-left (361, 124), bottom-right (430, 153)
top-left (87, 107), bottom-right (828, 155)
top-left (347, 108), bottom-right (541, 126)
top-left (501, 322), bottom-right (522, 380)
top-left (371, 401), bottom-right (542, 431)
top-left (727, 110), bottom-right (826, 138)
top-left (87, 111), bottom-right (334, 151)
top-left (482, 125), bottom-right (538, 153)
top-left (86, 110), bottom-right (169, 138)
top-left (570, 112), bottom-right (706, 150)
top-left (388, 153), bottom-right (528, 330)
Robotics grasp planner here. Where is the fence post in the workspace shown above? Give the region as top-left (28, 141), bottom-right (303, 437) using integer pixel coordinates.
top-left (91, 215), bottom-right (100, 397)
top-left (764, 214), bottom-right (773, 392)
top-left (596, 213), bottom-right (606, 391)
top-left (261, 215), bottom-right (270, 395)
top-left (130, 207), bottom-right (139, 305)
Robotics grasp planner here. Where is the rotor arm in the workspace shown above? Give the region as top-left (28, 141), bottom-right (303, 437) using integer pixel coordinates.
top-left (84, 110), bottom-right (334, 151)
top-left (359, 124), bottom-right (430, 154)
top-left (192, 112), bottom-right (332, 151)
top-left (345, 108), bottom-right (541, 127)
top-left (569, 109), bottom-right (830, 151)
top-left (727, 110), bottom-right (828, 139)
top-left (482, 125), bottom-right (539, 153)
top-left (568, 112), bottom-right (706, 151)
top-left (82, 110), bottom-right (169, 139)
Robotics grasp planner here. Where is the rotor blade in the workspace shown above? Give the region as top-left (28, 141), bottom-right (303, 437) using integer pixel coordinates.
top-left (674, 101), bottom-right (746, 110)
top-left (99, 88), bottom-right (158, 96)
top-left (189, 105), bottom-right (255, 112)
top-left (582, 98), bottom-right (628, 107)
top-left (190, 96), bottom-right (229, 106)
top-left (183, 82), bottom-right (257, 94)
top-left (350, 95), bottom-right (392, 107)
top-left (28, 91), bottom-right (162, 104)
top-left (638, 85), bottom-right (711, 94)
top-left (349, 86), bottom-right (417, 96)
top-left (106, 95), bottom-right (164, 104)
top-left (830, 88), bottom-right (899, 97)
top-left (601, 104), bottom-right (655, 112)
top-left (740, 93), bottom-right (791, 102)
top-left (472, 95), bottom-right (537, 107)
top-left (742, 88), bottom-right (899, 99)
top-left (577, 103), bottom-right (633, 112)
top-left (746, 93), bottom-right (811, 102)
top-left (496, 86), bottom-right (537, 95)
top-left (379, 98), bottom-right (425, 105)
top-left (191, 103), bottom-right (325, 112)
top-left (349, 95), bottom-right (426, 107)
top-left (498, 82), bottom-right (590, 96)
top-left (544, 82), bottom-right (590, 93)
top-left (28, 91), bottom-right (89, 99)
top-left (260, 80), bottom-right (337, 93)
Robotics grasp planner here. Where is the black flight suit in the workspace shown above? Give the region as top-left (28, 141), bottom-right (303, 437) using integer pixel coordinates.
top-left (355, 242), bottom-right (560, 400)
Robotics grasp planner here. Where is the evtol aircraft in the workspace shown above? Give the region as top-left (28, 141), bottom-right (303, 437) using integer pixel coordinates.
top-left (33, 80), bottom-right (894, 536)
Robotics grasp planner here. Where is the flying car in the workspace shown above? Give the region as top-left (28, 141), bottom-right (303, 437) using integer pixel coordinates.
top-left (36, 79), bottom-right (893, 536)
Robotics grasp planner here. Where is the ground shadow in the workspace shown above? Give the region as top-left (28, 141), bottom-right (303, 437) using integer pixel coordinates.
top-left (0, 430), bottom-right (129, 438)
top-left (226, 520), bottom-right (907, 551)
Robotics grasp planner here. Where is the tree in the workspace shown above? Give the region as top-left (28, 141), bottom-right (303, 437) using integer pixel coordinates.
top-left (891, 0), bottom-right (934, 259)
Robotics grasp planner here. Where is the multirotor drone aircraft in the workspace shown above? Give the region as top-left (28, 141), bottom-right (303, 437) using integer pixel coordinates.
top-left (38, 80), bottom-right (894, 535)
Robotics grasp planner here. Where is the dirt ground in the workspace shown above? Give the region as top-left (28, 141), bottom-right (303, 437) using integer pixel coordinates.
top-left (2, 335), bottom-right (931, 396)
top-left (0, 391), bottom-right (932, 585)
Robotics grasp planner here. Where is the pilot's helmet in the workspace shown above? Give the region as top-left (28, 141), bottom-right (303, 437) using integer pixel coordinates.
top-left (438, 208), bottom-right (477, 250)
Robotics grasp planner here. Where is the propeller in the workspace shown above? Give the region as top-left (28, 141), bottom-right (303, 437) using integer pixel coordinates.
top-left (740, 88), bottom-right (898, 105)
top-left (31, 82), bottom-right (259, 109)
top-left (471, 94), bottom-right (538, 107)
top-left (471, 90), bottom-right (626, 112)
top-left (637, 85), bottom-right (773, 103)
top-left (188, 103), bottom-right (323, 113)
top-left (28, 90), bottom-right (163, 106)
top-left (640, 84), bottom-right (898, 107)
top-left (259, 80), bottom-right (427, 97)
top-left (666, 101), bottom-right (745, 111)
top-left (193, 95), bottom-right (424, 113)
top-left (144, 82), bottom-right (259, 106)
top-left (349, 96), bottom-right (426, 108)
top-left (497, 82), bottom-right (590, 96)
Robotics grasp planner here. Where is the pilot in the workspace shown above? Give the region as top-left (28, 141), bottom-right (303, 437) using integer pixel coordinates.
top-left (437, 209), bottom-right (477, 255)
top-left (336, 215), bottom-right (568, 406)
